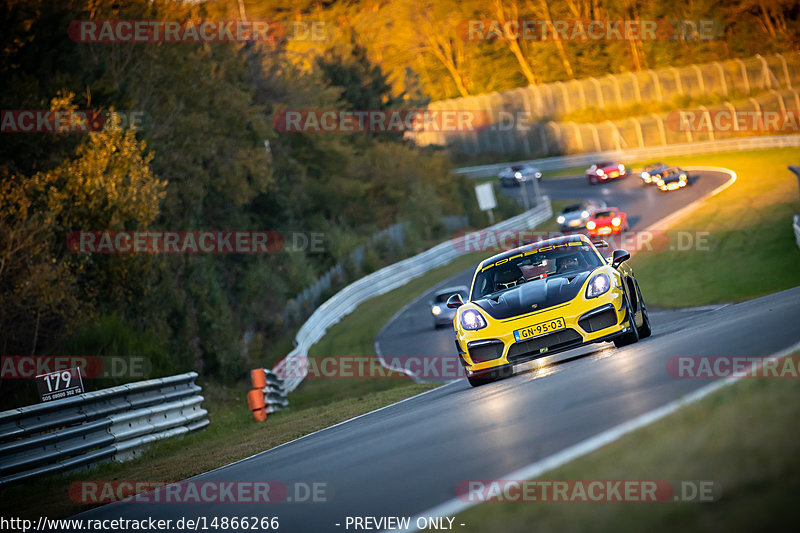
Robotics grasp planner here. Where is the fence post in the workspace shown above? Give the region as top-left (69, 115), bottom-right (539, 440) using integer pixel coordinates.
top-left (649, 69), bottom-right (663, 102)
top-left (589, 123), bottom-right (601, 152)
top-left (555, 81), bottom-right (570, 113)
top-left (670, 67), bottom-right (684, 96)
top-left (693, 65), bottom-right (705, 94)
top-left (714, 61), bottom-right (728, 96)
top-left (735, 58), bottom-right (750, 93)
top-left (589, 77), bottom-right (604, 107)
top-left (630, 117), bottom-right (644, 147)
top-left (609, 74), bottom-right (623, 107)
top-left (650, 113), bottom-right (667, 145)
top-left (723, 102), bottom-right (739, 132)
top-left (698, 105), bottom-right (714, 141)
top-left (775, 53), bottom-right (793, 89)
top-left (629, 72), bottom-right (641, 102)
top-left (605, 120), bottom-right (622, 150)
top-left (755, 54), bottom-right (772, 89)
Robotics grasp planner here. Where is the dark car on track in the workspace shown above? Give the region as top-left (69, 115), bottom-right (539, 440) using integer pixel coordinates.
top-left (640, 162), bottom-right (670, 185)
top-left (655, 167), bottom-right (690, 192)
top-left (557, 200), bottom-right (607, 232)
top-left (498, 164), bottom-right (542, 187)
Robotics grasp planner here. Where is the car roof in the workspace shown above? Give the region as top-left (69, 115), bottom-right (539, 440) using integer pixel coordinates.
top-left (478, 233), bottom-right (593, 269)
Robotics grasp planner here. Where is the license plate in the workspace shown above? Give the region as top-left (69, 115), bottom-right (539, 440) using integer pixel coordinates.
top-left (514, 317), bottom-right (566, 341)
top-left (609, 171), bottom-right (619, 178)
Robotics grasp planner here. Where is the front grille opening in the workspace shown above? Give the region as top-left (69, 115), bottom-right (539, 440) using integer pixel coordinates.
top-left (468, 340), bottom-right (504, 363)
top-left (579, 307), bottom-right (618, 333)
top-left (507, 329), bottom-right (582, 362)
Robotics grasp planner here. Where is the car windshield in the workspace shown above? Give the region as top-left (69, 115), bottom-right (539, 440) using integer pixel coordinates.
top-left (593, 210), bottom-right (616, 218)
top-left (510, 165), bottom-right (524, 171)
top-left (562, 203), bottom-right (582, 213)
top-left (471, 244), bottom-right (603, 299)
top-left (434, 291), bottom-right (464, 303)
top-left (645, 163), bottom-right (665, 170)
top-left (596, 161), bottom-right (613, 167)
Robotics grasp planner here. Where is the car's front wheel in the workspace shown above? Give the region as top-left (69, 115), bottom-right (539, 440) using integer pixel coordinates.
top-left (613, 287), bottom-right (640, 347)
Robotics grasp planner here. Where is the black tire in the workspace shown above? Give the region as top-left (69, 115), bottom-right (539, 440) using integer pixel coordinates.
top-left (613, 285), bottom-right (640, 348)
top-left (467, 364), bottom-right (513, 387)
top-left (634, 281), bottom-right (652, 339)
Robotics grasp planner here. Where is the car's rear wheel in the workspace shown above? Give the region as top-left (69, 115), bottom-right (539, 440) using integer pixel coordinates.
top-left (467, 364), bottom-right (513, 387)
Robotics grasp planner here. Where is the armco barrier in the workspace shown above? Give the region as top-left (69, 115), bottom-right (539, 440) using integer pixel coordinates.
top-left (0, 372), bottom-right (207, 487)
top-left (454, 134), bottom-right (800, 178)
top-left (272, 198), bottom-right (553, 393)
top-left (794, 215), bottom-right (800, 249)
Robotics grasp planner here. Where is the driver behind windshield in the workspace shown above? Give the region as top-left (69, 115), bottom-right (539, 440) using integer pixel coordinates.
top-left (472, 244), bottom-right (603, 299)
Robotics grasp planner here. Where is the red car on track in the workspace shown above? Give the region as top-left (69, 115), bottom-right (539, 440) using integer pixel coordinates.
top-left (586, 207), bottom-right (629, 237)
top-left (587, 161), bottom-right (626, 184)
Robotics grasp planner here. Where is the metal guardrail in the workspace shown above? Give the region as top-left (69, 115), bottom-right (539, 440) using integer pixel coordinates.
top-left (454, 134), bottom-right (800, 178)
top-left (273, 198), bottom-right (553, 392)
top-left (0, 372), bottom-right (207, 487)
top-left (794, 215), bottom-right (800, 250)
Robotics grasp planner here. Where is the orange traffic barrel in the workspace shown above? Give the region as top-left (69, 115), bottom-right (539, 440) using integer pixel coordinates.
top-left (247, 388), bottom-right (266, 422)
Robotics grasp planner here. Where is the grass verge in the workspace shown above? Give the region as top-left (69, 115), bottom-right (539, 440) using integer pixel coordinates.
top-left (628, 148), bottom-right (800, 307)
top-left (458, 352), bottom-right (800, 532)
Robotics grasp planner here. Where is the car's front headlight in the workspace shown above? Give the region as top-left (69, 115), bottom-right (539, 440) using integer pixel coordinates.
top-left (557, 215), bottom-right (566, 224)
top-left (432, 305), bottom-right (442, 316)
top-left (581, 210), bottom-right (590, 219)
top-left (641, 171), bottom-right (649, 179)
top-left (586, 220), bottom-right (596, 230)
top-left (586, 273), bottom-right (611, 299)
top-left (460, 309), bottom-right (487, 330)
top-left (596, 169), bottom-right (605, 176)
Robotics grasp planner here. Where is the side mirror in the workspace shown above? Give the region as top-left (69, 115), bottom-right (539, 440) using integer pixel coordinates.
top-left (611, 249), bottom-right (631, 269)
top-left (446, 293), bottom-right (465, 309)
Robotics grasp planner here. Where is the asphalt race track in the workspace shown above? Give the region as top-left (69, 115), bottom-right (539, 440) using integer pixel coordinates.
top-left (77, 170), bottom-right (800, 532)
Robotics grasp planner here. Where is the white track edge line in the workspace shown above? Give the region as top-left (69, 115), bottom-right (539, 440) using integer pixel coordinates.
top-left (390, 338), bottom-right (800, 532)
top-left (193, 381), bottom-right (456, 479)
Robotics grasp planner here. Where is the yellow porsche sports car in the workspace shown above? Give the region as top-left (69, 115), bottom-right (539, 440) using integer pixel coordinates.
top-left (447, 234), bottom-right (651, 387)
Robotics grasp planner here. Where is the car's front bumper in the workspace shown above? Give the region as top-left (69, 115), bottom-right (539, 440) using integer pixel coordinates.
top-left (455, 288), bottom-right (629, 373)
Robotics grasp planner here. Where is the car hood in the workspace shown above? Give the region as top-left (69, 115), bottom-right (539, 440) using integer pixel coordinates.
top-left (474, 271), bottom-right (592, 320)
